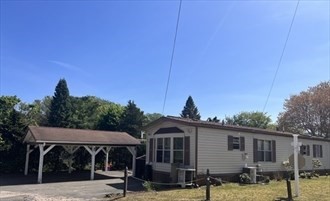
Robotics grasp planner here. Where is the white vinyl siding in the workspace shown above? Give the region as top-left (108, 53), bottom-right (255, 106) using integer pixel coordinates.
top-left (146, 122), bottom-right (196, 173)
top-left (197, 127), bottom-right (330, 174)
top-left (146, 120), bottom-right (330, 175)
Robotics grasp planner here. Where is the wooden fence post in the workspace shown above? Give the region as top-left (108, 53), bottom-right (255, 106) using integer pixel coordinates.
top-left (286, 177), bottom-right (293, 201)
top-left (123, 166), bottom-right (128, 197)
top-left (206, 169), bottom-right (210, 201)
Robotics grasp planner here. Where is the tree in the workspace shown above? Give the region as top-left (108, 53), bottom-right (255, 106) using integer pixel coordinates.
top-left (277, 81), bottom-right (330, 137)
top-left (120, 100), bottom-right (145, 138)
top-left (0, 96), bottom-right (26, 172)
top-left (96, 102), bottom-right (124, 131)
top-left (225, 111), bottom-right (272, 129)
top-left (144, 113), bottom-right (162, 126)
top-left (180, 96), bottom-right (201, 120)
top-left (48, 79), bottom-right (72, 127)
top-left (207, 116), bottom-right (220, 123)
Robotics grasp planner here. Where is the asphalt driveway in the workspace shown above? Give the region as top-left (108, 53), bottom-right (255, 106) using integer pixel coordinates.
top-left (0, 170), bottom-right (144, 201)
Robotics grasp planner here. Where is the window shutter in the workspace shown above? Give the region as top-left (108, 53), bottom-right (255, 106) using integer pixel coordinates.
top-left (184, 136), bottom-right (190, 166)
top-left (307, 145), bottom-right (310, 156)
top-left (149, 138), bottom-right (154, 162)
top-left (240, 137), bottom-right (245, 151)
top-left (313, 145), bottom-right (316, 158)
top-left (228, 135), bottom-right (233, 151)
top-left (320, 145), bottom-right (323, 158)
top-left (253, 139), bottom-right (258, 163)
top-left (272, 140), bottom-right (276, 163)
top-left (300, 145), bottom-right (305, 155)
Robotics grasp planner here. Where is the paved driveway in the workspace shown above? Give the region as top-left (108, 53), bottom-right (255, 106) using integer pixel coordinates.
top-left (0, 171), bottom-right (144, 201)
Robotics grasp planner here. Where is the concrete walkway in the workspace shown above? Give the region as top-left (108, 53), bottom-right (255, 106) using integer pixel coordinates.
top-left (0, 170), bottom-right (144, 201)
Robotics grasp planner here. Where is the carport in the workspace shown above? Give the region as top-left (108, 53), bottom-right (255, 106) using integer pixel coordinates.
top-left (23, 126), bottom-right (140, 184)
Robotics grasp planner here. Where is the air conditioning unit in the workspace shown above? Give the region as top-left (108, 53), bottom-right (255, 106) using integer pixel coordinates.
top-left (242, 167), bottom-right (257, 184)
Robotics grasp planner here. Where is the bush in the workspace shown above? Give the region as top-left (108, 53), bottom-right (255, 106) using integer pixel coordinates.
top-left (300, 171), bottom-right (319, 179)
top-left (142, 181), bottom-right (155, 192)
top-left (239, 173), bottom-right (251, 184)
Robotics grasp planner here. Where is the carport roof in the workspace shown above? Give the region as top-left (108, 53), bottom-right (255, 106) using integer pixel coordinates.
top-left (24, 126), bottom-right (141, 146)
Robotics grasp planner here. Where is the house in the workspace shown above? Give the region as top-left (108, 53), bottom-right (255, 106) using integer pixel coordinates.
top-left (143, 116), bottom-right (330, 183)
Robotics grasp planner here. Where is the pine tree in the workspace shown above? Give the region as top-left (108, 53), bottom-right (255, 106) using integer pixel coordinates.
top-left (180, 96), bottom-right (201, 120)
top-left (48, 79), bottom-right (72, 127)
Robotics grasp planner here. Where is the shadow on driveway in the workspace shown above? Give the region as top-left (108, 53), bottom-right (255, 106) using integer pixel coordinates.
top-left (0, 171), bottom-right (122, 186)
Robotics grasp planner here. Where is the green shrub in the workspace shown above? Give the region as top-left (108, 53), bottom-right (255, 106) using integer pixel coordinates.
top-left (239, 173), bottom-right (251, 184)
top-left (142, 181), bottom-right (155, 192)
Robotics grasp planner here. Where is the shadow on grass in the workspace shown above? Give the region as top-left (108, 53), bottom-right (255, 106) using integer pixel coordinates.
top-left (275, 197), bottom-right (293, 201)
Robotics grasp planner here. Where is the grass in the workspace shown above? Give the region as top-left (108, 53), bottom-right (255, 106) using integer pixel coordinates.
top-left (116, 176), bottom-right (329, 201)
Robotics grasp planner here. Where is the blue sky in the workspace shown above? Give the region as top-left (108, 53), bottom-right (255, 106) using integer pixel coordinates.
top-left (1, 0), bottom-right (329, 122)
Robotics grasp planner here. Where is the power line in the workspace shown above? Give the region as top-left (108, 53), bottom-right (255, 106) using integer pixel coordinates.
top-left (262, 0), bottom-right (300, 113)
top-left (162, 0), bottom-right (182, 115)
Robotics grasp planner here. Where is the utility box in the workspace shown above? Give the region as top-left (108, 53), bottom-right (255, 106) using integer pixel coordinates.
top-left (243, 167), bottom-right (257, 184)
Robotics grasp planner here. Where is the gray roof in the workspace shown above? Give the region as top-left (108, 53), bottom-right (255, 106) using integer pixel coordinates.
top-left (24, 126), bottom-right (141, 146)
top-left (145, 116), bottom-right (329, 142)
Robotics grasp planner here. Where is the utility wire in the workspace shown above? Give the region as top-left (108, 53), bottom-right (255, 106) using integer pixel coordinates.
top-left (162, 0), bottom-right (182, 115)
top-left (262, 0), bottom-right (300, 113)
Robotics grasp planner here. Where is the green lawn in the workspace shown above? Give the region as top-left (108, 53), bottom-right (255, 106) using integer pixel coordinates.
top-left (118, 176), bottom-right (329, 201)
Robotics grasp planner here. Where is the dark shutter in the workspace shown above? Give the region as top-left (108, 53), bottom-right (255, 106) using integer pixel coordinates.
top-left (149, 138), bottom-right (154, 162)
top-left (307, 145), bottom-right (310, 156)
top-left (313, 145), bottom-right (316, 158)
top-left (253, 139), bottom-right (258, 163)
top-left (320, 145), bottom-right (323, 158)
top-left (184, 136), bottom-right (190, 166)
top-left (300, 145), bottom-right (305, 155)
top-left (228, 135), bottom-right (233, 151)
top-left (272, 140), bottom-right (276, 163)
top-left (240, 137), bottom-right (245, 151)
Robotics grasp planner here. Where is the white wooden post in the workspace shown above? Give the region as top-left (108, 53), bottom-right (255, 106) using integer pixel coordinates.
top-left (91, 146), bottom-right (95, 180)
top-left (38, 144), bottom-right (44, 184)
top-left (102, 147), bottom-right (111, 172)
top-left (127, 146), bottom-right (137, 177)
top-left (84, 146), bottom-right (103, 180)
top-left (37, 144), bottom-right (55, 184)
top-left (291, 134), bottom-right (301, 197)
top-left (25, 145), bottom-right (30, 175)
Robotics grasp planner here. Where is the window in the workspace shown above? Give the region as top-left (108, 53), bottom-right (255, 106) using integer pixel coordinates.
top-left (313, 144), bottom-right (323, 158)
top-left (233, 137), bottom-right (240, 149)
top-left (156, 138), bottom-right (171, 163)
top-left (156, 138), bottom-right (163, 162)
top-left (257, 140), bottom-right (272, 162)
top-left (164, 138), bottom-right (171, 163)
top-left (173, 137), bottom-right (183, 164)
top-left (300, 144), bottom-right (310, 156)
top-left (228, 136), bottom-right (245, 151)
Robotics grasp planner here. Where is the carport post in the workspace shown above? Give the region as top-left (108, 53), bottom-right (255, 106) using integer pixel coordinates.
top-left (38, 144), bottom-right (44, 184)
top-left (102, 147), bottom-right (111, 172)
top-left (91, 146), bottom-right (95, 180)
top-left (24, 144), bottom-right (31, 175)
top-left (126, 146), bottom-right (137, 177)
top-left (84, 146), bottom-right (103, 180)
top-left (37, 144), bottom-right (55, 184)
